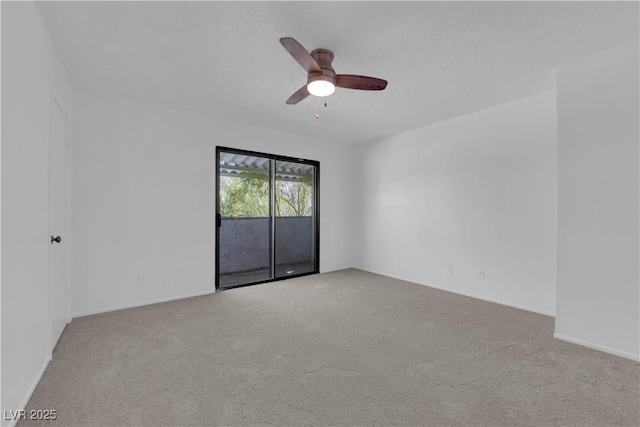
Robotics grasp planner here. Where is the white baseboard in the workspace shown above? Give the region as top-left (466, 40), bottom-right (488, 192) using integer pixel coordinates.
top-left (73, 289), bottom-right (216, 318)
top-left (553, 333), bottom-right (640, 362)
top-left (353, 267), bottom-right (555, 317)
top-left (422, 281), bottom-right (555, 317)
top-left (5, 359), bottom-right (50, 427)
top-left (479, 295), bottom-right (555, 317)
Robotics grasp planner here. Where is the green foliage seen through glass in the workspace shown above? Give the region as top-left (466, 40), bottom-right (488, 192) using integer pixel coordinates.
top-left (220, 173), bottom-right (313, 218)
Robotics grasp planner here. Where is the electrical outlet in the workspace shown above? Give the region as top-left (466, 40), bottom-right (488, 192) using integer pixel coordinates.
top-left (138, 274), bottom-right (148, 285)
top-left (447, 265), bottom-right (454, 274)
top-left (477, 269), bottom-right (485, 279)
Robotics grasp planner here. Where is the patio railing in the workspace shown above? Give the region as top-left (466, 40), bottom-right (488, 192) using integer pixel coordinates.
top-left (219, 216), bottom-right (313, 274)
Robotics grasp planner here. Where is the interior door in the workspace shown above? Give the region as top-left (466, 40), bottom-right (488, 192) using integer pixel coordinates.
top-left (48, 97), bottom-right (71, 352)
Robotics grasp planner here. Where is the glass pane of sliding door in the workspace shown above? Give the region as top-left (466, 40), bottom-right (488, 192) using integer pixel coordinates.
top-left (275, 160), bottom-right (316, 278)
top-left (217, 151), bottom-right (273, 288)
top-left (216, 147), bottom-right (319, 290)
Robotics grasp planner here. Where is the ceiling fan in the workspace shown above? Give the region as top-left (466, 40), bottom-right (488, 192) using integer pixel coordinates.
top-left (280, 37), bottom-right (388, 105)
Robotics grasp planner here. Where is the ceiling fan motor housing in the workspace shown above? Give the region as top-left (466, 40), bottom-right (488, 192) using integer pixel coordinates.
top-left (279, 37), bottom-right (387, 104)
top-left (308, 48), bottom-right (336, 85)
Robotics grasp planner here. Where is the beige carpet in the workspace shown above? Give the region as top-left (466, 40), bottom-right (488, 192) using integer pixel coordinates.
top-left (21, 269), bottom-right (639, 426)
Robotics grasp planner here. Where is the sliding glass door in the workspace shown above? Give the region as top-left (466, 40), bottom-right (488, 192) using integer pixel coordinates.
top-left (217, 152), bottom-right (273, 288)
top-left (216, 147), bottom-right (319, 290)
top-left (275, 159), bottom-right (317, 279)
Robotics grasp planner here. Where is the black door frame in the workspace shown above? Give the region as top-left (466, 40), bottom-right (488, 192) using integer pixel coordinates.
top-left (215, 146), bottom-right (320, 291)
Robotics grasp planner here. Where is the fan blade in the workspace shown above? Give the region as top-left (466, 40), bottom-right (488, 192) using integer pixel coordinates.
top-left (336, 75), bottom-right (388, 91)
top-left (280, 37), bottom-right (321, 74)
top-left (286, 85), bottom-right (310, 105)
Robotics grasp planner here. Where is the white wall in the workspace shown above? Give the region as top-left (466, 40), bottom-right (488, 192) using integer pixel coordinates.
top-left (1, 2), bottom-right (73, 424)
top-left (71, 90), bottom-right (353, 316)
top-left (353, 91), bottom-right (558, 315)
top-left (555, 42), bottom-right (639, 360)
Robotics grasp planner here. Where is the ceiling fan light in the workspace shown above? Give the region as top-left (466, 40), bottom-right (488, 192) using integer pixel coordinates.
top-left (307, 80), bottom-right (335, 97)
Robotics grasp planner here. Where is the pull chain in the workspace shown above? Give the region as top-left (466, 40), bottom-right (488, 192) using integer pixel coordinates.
top-left (315, 98), bottom-right (328, 119)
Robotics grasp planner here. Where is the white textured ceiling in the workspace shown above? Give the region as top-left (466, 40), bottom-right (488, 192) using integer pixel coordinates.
top-left (37, 1), bottom-right (638, 144)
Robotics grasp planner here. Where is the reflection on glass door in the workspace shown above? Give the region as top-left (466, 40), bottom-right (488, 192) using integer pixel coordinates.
top-left (216, 147), bottom-right (319, 290)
